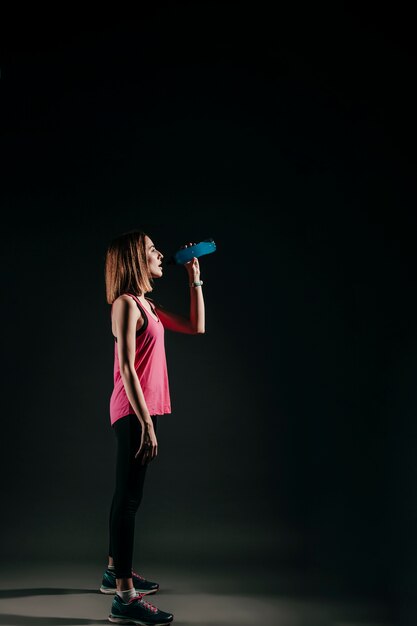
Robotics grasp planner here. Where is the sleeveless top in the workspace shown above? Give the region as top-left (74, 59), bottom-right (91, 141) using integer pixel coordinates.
top-left (109, 293), bottom-right (171, 426)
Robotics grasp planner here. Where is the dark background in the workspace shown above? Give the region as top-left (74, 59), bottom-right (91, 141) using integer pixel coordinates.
top-left (1, 2), bottom-right (417, 622)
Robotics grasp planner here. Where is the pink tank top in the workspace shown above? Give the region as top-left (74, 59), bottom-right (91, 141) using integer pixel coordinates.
top-left (109, 293), bottom-right (171, 426)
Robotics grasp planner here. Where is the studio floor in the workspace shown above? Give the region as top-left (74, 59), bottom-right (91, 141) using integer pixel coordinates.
top-left (0, 560), bottom-right (395, 626)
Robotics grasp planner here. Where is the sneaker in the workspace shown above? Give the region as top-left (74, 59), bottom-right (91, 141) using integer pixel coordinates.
top-left (100, 568), bottom-right (159, 595)
top-left (108, 592), bottom-right (173, 625)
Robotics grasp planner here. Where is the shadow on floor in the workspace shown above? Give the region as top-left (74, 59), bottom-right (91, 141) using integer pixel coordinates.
top-left (0, 589), bottom-right (99, 599)
top-left (0, 615), bottom-right (108, 625)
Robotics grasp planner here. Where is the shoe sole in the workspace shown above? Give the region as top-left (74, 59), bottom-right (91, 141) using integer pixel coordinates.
top-left (100, 586), bottom-right (158, 596)
top-left (108, 615), bottom-right (172, 625)
top-left (100, 586), bottom-right (117, 594)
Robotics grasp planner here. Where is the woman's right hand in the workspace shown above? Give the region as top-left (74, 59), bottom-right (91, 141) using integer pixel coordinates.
top-left (135, 421), bottom-right (158, 465)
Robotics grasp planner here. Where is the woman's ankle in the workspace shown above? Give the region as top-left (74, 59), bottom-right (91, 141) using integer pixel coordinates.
top-left (116, 577), bottom-right (134, 591)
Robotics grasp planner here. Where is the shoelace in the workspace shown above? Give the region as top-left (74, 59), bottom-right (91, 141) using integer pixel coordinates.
top-left (131, 592), bottom-right (158, 613)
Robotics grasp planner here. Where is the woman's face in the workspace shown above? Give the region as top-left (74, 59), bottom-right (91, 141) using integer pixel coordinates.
top-left (145, 235), bottom-right (164, 278)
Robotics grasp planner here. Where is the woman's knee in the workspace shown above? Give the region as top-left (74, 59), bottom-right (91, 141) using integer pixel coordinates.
top-left (112, 489), bottom-right (143, 514)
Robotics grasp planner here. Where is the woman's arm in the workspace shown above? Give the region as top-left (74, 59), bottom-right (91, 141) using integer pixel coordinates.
top-left (153, 256), bottom-right (205, 334)
top-left (112, 295), bottom-right (158, 463)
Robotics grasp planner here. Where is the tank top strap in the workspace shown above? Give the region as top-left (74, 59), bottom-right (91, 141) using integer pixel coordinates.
top-left (126, 293), bottom-right (149, 318)
top-left (127, 293), bottom-right (160, 323)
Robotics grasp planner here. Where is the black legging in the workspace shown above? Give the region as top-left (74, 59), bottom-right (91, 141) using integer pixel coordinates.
top-left (108, 413), bottom-right (158, 579)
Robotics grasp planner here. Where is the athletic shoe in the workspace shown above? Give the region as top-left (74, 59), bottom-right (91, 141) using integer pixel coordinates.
top-left (108, 592), bottom-right (173, 625)
top-left (100, 568), bottom-right (159, 595)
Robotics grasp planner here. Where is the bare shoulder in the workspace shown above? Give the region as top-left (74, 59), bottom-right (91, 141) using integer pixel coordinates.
top-left (112, 294), bottom-right (140, 318)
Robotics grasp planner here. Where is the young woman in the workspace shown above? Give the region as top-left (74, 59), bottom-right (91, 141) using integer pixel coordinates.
top-left (100, 229), bottom-right (205, 625)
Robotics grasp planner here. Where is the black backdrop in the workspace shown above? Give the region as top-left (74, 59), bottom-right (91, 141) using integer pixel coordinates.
top-left (1, 4), bottom-right (417, 623)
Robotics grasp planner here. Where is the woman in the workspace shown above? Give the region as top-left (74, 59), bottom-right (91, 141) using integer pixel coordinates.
top-left (100, 229), bottom-right (205, 625)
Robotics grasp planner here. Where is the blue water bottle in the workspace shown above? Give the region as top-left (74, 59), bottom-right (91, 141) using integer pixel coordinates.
top-left (170, 238), bottom-right (216, 265)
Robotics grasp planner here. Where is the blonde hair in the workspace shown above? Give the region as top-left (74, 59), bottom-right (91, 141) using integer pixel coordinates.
top-left (104, 230), bottom-right (154, 304)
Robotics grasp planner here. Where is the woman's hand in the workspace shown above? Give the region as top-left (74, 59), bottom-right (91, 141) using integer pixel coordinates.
top-left (181, 242), bottom-right (200, 280)
top-left (135, 421), bottom-right (158, 466)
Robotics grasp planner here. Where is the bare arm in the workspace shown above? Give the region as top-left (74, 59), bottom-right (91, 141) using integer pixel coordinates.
top-left (153, 256), bottom-right (205, 334)
top-left (112, 295), bottom-right (157, 463)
